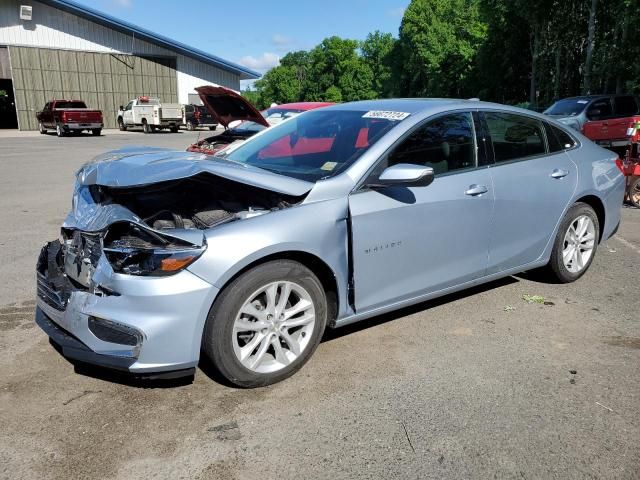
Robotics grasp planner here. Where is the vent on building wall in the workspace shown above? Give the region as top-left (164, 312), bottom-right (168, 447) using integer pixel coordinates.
top-left (20, 5), bottom-right (33, 21)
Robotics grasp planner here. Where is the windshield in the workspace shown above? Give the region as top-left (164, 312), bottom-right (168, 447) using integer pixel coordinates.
top-left (544, 98), bottom-right (591, 116)
top-left (221, 109), bottom-right (403, 182)
top-left (262, 108), bottom-right (304, 126)
top-left (226, 108), bottom-right (306, 135)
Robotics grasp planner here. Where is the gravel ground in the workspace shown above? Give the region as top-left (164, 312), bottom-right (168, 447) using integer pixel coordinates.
top-left (0, 130), bottom-right (638, 480)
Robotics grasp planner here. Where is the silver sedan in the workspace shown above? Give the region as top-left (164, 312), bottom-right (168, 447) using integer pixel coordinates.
top-left (36, 99), bottom-right (625, 387)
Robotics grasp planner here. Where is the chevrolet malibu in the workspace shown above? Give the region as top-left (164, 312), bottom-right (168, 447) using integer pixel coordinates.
top-left (36, 99), bottom-right (625, 388)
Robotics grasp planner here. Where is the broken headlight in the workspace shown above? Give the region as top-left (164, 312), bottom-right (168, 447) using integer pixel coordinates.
top-left (103, 224), bottom-right (206, 276)
top-left (104, 246), bottom-right (205, 276)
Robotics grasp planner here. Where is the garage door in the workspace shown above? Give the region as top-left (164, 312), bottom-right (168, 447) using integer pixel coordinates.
top-left (10, 46), bottom-right (178, 130)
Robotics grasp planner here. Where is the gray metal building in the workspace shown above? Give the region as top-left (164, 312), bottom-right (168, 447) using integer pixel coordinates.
top-left (0, 0), bottom-right (259, 130)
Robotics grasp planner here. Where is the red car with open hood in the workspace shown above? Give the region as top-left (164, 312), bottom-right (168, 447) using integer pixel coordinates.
top-left (186, 86), bottom-right (333, 155)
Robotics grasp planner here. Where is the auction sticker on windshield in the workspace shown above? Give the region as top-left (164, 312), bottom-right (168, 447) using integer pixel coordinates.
top-left (362, 111), bottom-right (411, 121)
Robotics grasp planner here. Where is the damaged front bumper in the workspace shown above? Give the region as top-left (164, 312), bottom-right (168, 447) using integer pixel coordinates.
top-left (35, 240), bottom-right (218, 377)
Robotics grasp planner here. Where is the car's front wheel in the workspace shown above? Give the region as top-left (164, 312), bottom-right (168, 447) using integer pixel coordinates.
top-left (38, 122), bottom-right (46, 134)
top-left (203, 260), bottom-right (327, 388)
top-left (546, 202), bottom-right (599, 283)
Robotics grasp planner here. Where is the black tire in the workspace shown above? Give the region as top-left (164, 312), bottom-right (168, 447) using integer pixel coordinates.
top-left (629, 177), bottom-right (640, 208)
top-left (209, 126), bottom-right (217, 131)
top-left (203, 260), bottom-right (327, 388)
top-left (170, 126), bottom-right (179, 133)
top-left (142, 120), bottom-right (151, 134)
top-left (545, 202), bottom-right (599, 283)
top-left (91, 128), bottom-right (101, 136)
top-left (56, 124), bottom-right (65, 137)
top-left (38, 122), bottom-right (47, 134)
top-left (186, 121), bottom-right (194, 131)
top-left (118, 118), bottom-right (127, 131)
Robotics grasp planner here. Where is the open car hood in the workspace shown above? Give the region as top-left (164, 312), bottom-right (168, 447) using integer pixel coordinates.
top-left (196, 86), bottom-right (269, 128)
top-left (76, 147), bottom-right (314, 197)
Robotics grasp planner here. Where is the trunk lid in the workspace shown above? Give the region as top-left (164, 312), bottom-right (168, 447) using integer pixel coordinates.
top-left (196, 86), bottom-right (269, 128)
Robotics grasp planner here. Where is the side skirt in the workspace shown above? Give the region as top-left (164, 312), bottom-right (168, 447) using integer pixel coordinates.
top-left (333, 258), bottom-right (548, 329)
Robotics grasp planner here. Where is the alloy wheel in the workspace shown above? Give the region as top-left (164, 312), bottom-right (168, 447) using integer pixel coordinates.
top-left (232, 281), bottom-right (316, 374)
top-left (562, 215), bottom-right (596, 273)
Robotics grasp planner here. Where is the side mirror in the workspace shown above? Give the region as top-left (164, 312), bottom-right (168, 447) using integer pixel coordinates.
top-left (119, 105), bottom-right (124, 111)
top-left (371, 163), bottom-right (435, 188)
top-left (588, 108), bottom-right (601, 119)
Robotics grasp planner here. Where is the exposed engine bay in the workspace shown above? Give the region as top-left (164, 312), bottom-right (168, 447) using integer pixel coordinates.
top-left (59, 172), bottom-right (305, 282)
top-left (189, 134), bottom-right (246, 155)
top-left (87, 172), bottom-right (303, 231)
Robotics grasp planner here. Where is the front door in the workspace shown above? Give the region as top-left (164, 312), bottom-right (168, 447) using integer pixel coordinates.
top-left (122, 102), bottom-right (134, 125)
top-left (349, 112), bottom-right (494, 312)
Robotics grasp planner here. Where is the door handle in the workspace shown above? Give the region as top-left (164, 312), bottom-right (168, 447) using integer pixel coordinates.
top-left (465, 184), bottom-right (488, 196)
top-left (550, 169), bottom-right (569, 179)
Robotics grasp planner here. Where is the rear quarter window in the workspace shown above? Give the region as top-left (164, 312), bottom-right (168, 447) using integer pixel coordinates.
top-left (544, 123), bottom-right (577, 152)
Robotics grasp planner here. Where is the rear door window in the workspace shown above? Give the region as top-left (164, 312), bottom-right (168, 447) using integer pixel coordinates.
top-left (484, 112), bottom-right (546, 162)
top-left (613, 96), bottom-right (638, 117)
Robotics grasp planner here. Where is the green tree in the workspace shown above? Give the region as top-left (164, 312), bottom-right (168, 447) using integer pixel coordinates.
top-left (255, 65), bottom-right (303, 106)
top-left (396, 0), bottom-right (487, 97)
top-left (304, 36), bottom-right (376, 102)
top-left (360, 31), bottom-right (396, 97)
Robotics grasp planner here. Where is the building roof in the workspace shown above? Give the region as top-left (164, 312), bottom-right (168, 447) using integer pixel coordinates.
top-left (39, 0), bottom-right (261, 80)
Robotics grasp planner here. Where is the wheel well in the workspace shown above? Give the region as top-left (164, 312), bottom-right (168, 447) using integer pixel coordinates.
top-left (575, 195), bottom-right (605, 242)
top-left (219, 252), bottom-right (339, 325)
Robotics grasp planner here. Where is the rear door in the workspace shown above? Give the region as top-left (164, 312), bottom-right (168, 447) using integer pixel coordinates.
top-left (583, 98), bottom-right (614, 142)
top-left (349, 111), bottom-right (494, 312)
top-left (483, 111), bottom-right (578, 274)
top-left (608, 96), bottom-right (639, 141)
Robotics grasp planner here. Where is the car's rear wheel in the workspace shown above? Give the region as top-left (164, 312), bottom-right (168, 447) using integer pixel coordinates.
top-left (209, 126), bottom-right (216, 131)
top-left (186, 121), bottom-right (194, 131)
top-left (203, 260), bottom-right (327, 388)
top-left (545, 202), bottom-right (599, 283)
top-left (91, 128), bottom-right (101, 136)
top-left (56, 124), bottom-right (64, 137)
top-left (38, 122), bottom-right (46, 134)
top-left (142, 120), bottom-right (151, 134)
top-left (629, 177), bottom-right (640, 208)
top-left (170, 126), bottom-right (179, 133)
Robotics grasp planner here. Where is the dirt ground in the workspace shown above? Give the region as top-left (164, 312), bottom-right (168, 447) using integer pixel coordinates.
top-left (1, 130), bottom-right (639, 479)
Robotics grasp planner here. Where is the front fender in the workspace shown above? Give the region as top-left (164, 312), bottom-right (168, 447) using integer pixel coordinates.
top-left (186, 197), bottom-right (352, 318)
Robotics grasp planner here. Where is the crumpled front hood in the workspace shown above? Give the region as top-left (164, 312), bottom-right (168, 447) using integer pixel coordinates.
top-left (76, 146), bottom-right (314, 197)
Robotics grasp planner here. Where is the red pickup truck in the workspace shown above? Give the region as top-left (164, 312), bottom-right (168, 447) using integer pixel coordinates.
top-left (36, 100), bottom-right (103, 137)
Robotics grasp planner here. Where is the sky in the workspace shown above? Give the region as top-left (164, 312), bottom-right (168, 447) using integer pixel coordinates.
top-left (81, 0), bottom-right (409, 87)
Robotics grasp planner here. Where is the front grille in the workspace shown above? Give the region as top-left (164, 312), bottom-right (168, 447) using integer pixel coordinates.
top-left (37, 272), bottom-right (68, 311)
top-left (88, 316), bottom-right (142, 346)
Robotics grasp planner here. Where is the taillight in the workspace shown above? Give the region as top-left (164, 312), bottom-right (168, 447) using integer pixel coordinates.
top-left (615, 157), bottom-right (625, 174)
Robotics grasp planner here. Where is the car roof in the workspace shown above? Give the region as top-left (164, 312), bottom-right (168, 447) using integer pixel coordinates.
top-left (322, 98), bottom-right (506, 114)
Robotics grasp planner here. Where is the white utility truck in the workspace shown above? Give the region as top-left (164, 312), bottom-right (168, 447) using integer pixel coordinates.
top-left (117, 96), bottom-right (183, 133)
